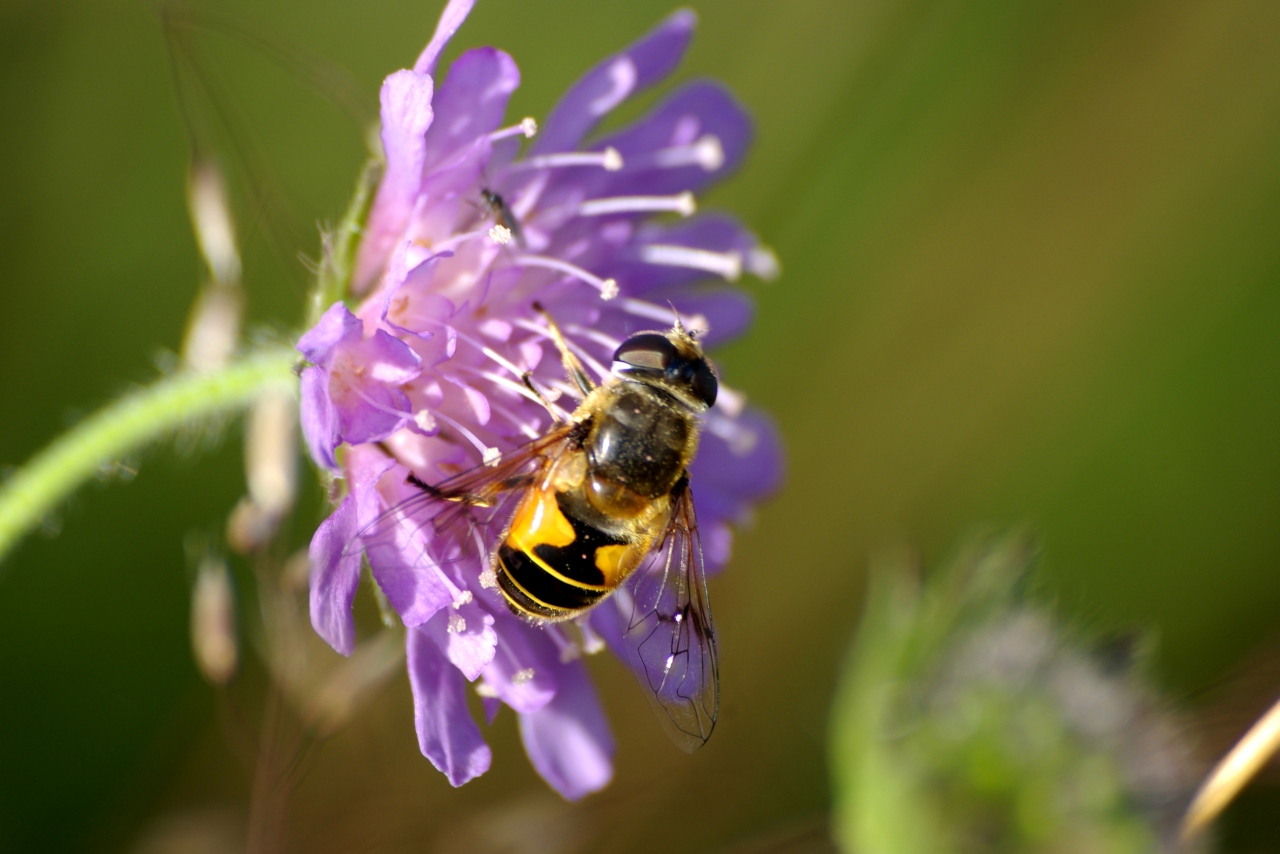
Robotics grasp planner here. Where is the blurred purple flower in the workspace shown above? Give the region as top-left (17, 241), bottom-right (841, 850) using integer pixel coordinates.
top-left (300, 0), bottom-right (782, 799)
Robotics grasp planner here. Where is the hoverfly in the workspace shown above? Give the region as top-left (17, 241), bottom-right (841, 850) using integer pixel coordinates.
top-left (352, 305), bottom-right (720, 751)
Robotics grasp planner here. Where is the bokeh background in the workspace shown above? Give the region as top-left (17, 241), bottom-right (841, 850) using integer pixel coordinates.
top-left (4, 0), bottom-right (1280, 851)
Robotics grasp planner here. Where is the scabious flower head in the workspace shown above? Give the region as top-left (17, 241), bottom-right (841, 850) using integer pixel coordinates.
top-left (300, 0), bottom-right (782, 799)
top-left (830, 535), bottom-right (1206, 853)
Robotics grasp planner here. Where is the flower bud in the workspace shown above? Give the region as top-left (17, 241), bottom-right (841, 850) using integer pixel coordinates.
top-left (191, 556), bottom-right (238, 685)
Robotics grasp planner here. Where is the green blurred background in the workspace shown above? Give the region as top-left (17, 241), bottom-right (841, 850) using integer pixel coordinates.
top-left (4, 0), bottom-right (1280, 850)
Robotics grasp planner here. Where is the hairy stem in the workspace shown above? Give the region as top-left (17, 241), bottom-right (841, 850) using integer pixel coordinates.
top-left (0, 346), bottom-right (297, 565)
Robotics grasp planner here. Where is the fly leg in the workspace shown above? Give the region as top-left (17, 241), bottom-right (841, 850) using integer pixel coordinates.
top-left (532, 301), bottom-right (595, 397)
top-left (520, 371), bottom-right (565, 424)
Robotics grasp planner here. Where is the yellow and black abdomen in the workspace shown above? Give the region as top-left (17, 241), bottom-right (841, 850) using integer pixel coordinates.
top-left (496, 486), bottom-right (633, 621)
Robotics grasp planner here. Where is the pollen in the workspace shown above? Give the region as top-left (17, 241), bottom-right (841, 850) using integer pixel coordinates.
top-left (452, 590), bottom-right (474, 608)
top-left (521, 117), bottom-right (538, 138)
top-left (600, 278), bottom-right (619, 300)
top-left (483, 447), bottom-right (502, 466)
top-left (513, 668), bottom-right (536, 685)
top-left (478, 568), bottom-right (498, 589)
top-left (489, 224), bottom-right (513, 245)
top-left (448, 612), bottom-right (467, 633)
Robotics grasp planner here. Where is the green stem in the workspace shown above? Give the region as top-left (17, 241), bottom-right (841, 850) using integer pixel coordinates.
top-left (0, 346), bottom-right (297, 565)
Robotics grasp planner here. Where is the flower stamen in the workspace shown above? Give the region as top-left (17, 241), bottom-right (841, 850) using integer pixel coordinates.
top-left (433, 409), bottom-right (500, 465)
top-left (513, 319), bottom-right (611, 381)
top-left (650, 134), bottom-right (724, 172)
top-left (746, 246), bottom-right (781, 281)
top-left (511, 255), bottom-right (619, 300)
top-left (517, 147), bottom-right (624, 172)
top-left (578, 191), bottom-right (696, 218)
top-left (639, 244), bottom-right (743, 281)
top-left (489, 117), bottom-right (539, 141)
top-left (457, 365), bottom-right (570, 419)
top-left (562, 323), bottom-right (622, 352)
top-left (617, 297), bottom-right (708, 334)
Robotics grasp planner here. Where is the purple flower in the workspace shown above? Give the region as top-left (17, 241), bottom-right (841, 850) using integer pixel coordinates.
top-left (300, 0), bottom-right (782, 799)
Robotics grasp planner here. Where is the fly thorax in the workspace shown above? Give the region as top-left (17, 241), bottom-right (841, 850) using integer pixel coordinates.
top-left (587, 386), bottom-right (696, 500)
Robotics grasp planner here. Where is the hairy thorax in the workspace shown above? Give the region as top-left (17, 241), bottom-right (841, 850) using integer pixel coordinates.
top-left (562, 382), bottom-right (700, 534)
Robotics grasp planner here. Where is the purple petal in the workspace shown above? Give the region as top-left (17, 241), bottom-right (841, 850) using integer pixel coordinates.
top-left (422, 48), bottom-right (520, 168)
top-left (355, 69), bottom-right (435, 291)
top-left (337, 384), bottom-right (412, 446)
top-left (531, 9), bottom-right (696, 154)
top-left (297, 301), bottom-right (361, 365)
top-left (364, 516), bottom-right (455, 629)
top-left (518, 659), bottom-right (615, 800)
top-left (479, 617), bottom-right (557, 714)
top-left (364, 328), bottom-right (423, 383)
top-left (329, 330), bottom-right (421, 446)
top-left (308, 494), bottom-right (362, 655)
top-left (413, 0), bottom-right (477, 75)
top-left (595, 80), bottom-right (753, 196)
top-left (604, 213), bottom-right (763, 295)
top-left (427, 599), bottom-right (497, 681)
top-left (299, 365), bottom-right (340, 469)
top-left (690, 405), bottom-right (784, 525)
top-left (587, 604), bottom-right (626, 657)
top-left (407, 627), bottom-right (492, 786)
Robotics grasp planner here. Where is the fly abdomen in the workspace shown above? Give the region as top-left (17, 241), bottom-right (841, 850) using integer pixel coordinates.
top-left (496, 490), bottom-right (629, 621)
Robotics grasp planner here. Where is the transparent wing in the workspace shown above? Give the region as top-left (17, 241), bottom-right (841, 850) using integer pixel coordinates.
top-left (350, 425), bottom-right (580, 573)
top-left (616, 479), bottom-right (719, 752)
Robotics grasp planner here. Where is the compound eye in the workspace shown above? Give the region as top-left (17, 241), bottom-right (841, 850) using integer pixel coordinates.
top-left (690, 360), bottom-right (718, 408)
top-left (613, 333), bottom-right (676, 372)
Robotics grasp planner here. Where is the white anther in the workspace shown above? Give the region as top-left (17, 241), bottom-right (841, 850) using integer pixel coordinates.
top-left (747, 246), bottom-right (781, 281)
top-left (452, 590), bottom-right (474, 608)
top-left (652, 134), bottom-right (724, 172)
top-left (478, 568), bottom-right (498, 589)
top-left (488, 224), bottom-right (513, 245)
top-left (513, 668), bottom-right (535, 685)
top-left (519, 146), bottom-right (624, 172)
top-left (435, 410), bottom-right (499, 464)
top-left (513, 254), bottom-right (619, 300)
top-left (582, 630), bottom-right (605, 655)
top-left (414, 410), bottom-right (436, 432)
top-left (448, 612), bottom-right (467, 633)
top-left (578, 191), bottom-right (696, 218)
top-left (476, 682), bottom-right (499, 698)
top-left (490, 117), bottom-right (539, 142)
top-left (639, 244), bottom-right (742, 281)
